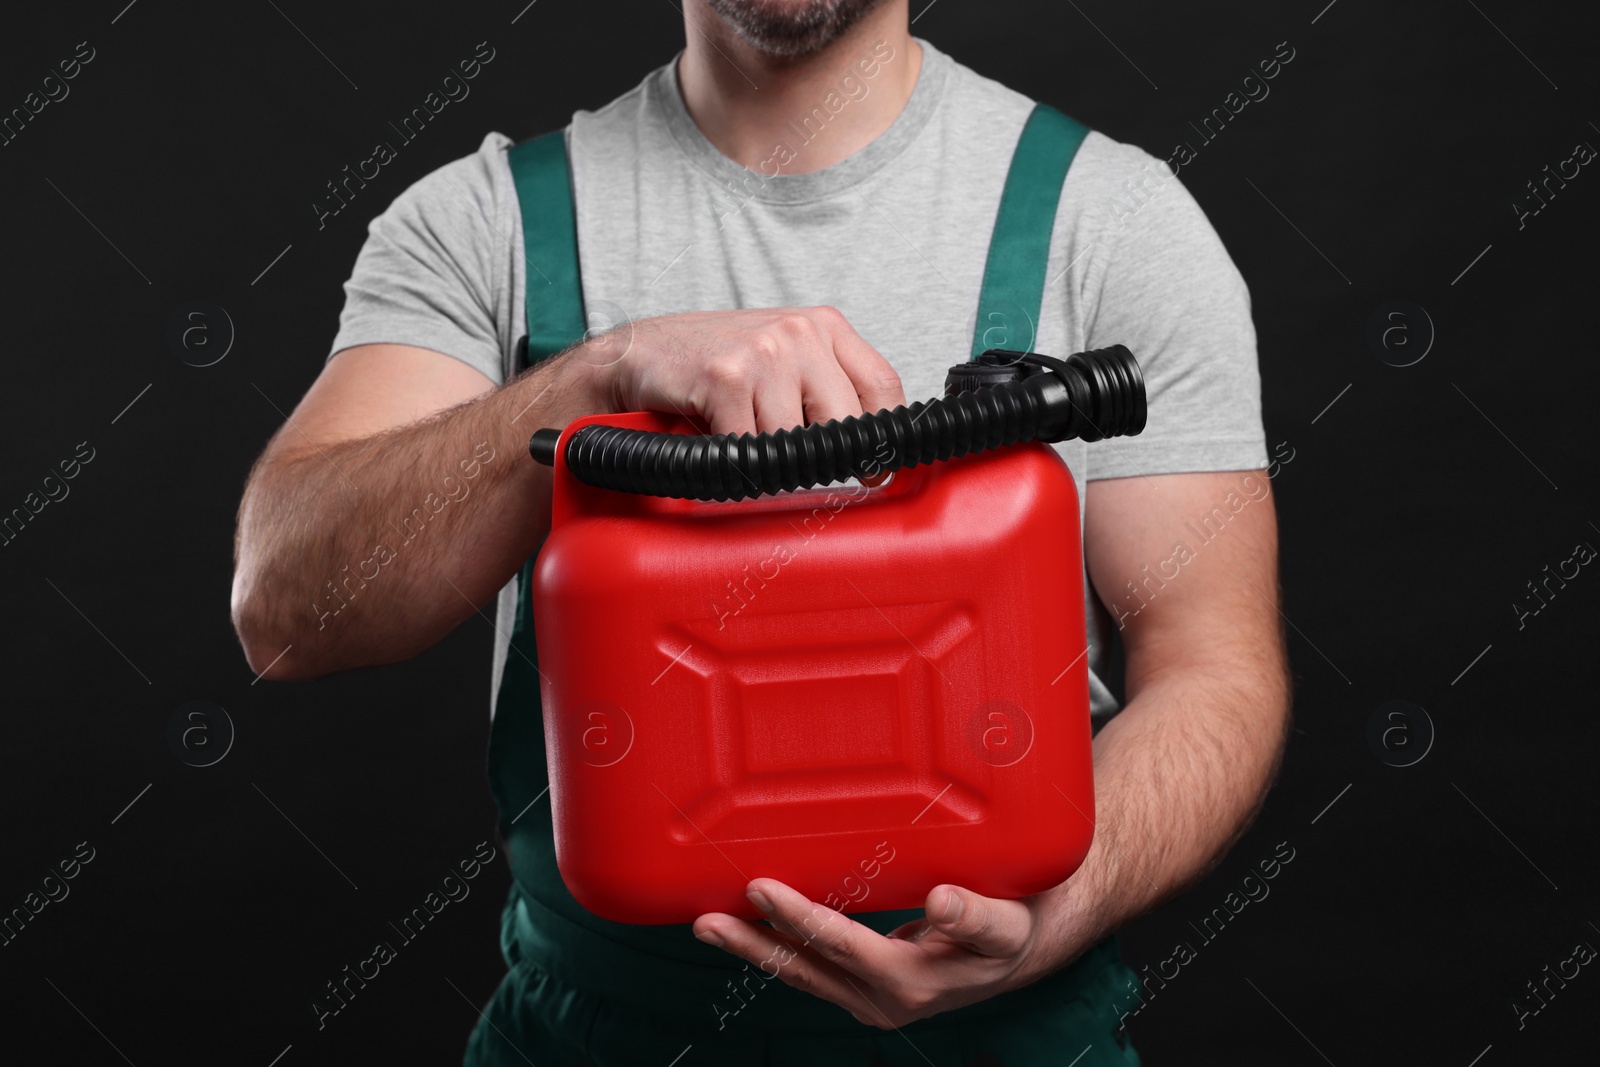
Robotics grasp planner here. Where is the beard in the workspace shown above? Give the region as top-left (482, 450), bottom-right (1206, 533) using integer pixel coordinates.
top-left (704, 0), bottom-right (889, 58)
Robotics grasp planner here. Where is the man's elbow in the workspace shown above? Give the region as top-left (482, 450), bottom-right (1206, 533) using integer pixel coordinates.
top-left (230, 572), bottom-right (319, 681)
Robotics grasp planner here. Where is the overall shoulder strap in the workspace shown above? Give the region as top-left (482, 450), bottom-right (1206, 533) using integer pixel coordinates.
top-left (507, 129), bottom-right (588, 368)
top-left (490, 129), bottom-right (590, 837)
top-left (970, 104), bottom-right (1091, 359)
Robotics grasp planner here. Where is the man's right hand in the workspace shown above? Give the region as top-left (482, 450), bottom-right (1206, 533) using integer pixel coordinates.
top-left (231, 305), bottom-right (903, 680)
top-left (595, 305), bottom-right (907, 436)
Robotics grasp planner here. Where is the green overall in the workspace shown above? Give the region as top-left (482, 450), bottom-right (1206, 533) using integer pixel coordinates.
top-left (465, 106), bottom-right (1143, 1067)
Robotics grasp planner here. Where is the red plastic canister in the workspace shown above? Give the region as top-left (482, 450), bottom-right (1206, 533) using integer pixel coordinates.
top-left (532, 409), bottom-right (1095, 925)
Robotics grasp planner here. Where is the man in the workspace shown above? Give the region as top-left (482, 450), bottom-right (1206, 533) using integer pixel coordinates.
top-left (231, 0), bottom-right (1290, 1062)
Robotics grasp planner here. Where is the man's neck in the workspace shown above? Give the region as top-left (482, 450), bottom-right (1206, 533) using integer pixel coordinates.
top-left (676, 1), bottom-right (921, 175)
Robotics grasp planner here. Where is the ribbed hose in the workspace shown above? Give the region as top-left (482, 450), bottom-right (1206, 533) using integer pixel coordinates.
top-left (533, 346), bottom-right (1145, 502)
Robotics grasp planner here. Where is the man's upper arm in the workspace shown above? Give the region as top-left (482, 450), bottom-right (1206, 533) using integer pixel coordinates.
top-left (1071, 143), bottom-right (1282, 689)
top-left (276, 344), bottom-right (496, 454)
top-left (1084, 471), bottom-right (1283, 693)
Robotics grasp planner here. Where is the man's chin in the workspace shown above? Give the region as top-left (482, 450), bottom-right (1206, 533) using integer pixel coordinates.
top-left (704, 0), bottom-right (889, 59)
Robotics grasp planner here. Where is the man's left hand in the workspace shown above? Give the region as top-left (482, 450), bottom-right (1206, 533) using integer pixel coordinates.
top-left (692, 877), bottom-right (1079, 1029)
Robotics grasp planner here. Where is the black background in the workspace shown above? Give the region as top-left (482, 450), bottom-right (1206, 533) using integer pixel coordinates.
top-left (2, 1), bottom-right (1597, 1064)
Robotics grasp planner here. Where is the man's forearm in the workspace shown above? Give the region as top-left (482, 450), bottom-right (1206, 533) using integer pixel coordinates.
top-left (1029, 659), bottom-right (1291, 974)
top-left (231, 348), bottom-right (605, 679)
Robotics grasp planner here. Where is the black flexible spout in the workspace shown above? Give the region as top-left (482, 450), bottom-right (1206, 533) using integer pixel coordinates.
top-left (528, 346), bottom-right (1146, 502)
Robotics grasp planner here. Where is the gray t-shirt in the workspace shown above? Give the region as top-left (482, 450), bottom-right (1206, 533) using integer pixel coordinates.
top-left (330, 37), bottom-right (1269, 722)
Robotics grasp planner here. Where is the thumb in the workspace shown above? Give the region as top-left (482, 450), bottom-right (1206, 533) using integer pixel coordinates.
top-left (925, 884), bottom-right (1032, 957)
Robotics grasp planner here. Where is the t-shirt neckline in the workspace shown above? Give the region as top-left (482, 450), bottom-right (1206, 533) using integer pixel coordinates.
top-left (653, 37), bottom-right (950, 205)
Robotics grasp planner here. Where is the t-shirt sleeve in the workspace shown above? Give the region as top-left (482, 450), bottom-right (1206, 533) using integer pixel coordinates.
top-left (1075, 143), bottom-right (1269, 480)
top-left (327, 133), bottom-right (516, 386)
